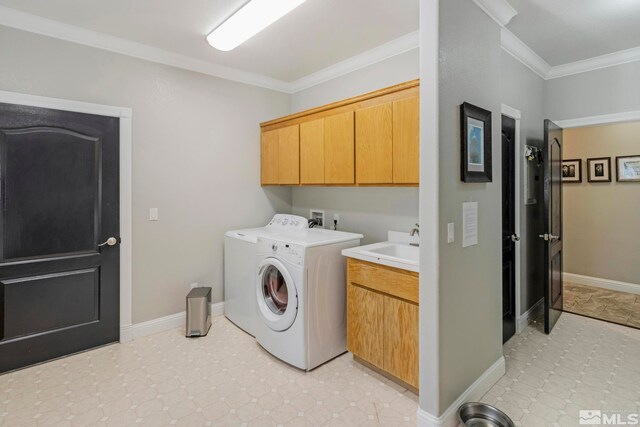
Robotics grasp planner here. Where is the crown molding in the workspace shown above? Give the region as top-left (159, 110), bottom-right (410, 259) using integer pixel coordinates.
top-left (472, 0), bottom-right (517, 27)
top-left (0, 6), bottom-right (291, 93)
top-left (554, 110), bottom-right (640, 129)
top-left (288, 31), bottom-right (419, 93)
top-left (547, 46), bottom-right (640, 79)
top-left (500, 28), bottom-right (550, 79)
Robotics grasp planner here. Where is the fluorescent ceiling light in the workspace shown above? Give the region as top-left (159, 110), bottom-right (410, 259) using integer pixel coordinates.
top-left (207, 0), bottom-right (306, 51)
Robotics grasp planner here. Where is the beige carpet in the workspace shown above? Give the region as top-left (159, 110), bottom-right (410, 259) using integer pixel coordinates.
top-left (564, 282), bottom-right (640, 329)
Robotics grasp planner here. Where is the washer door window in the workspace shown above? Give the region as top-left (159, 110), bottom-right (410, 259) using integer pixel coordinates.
top-left (257, 258), bottom-right (297, 331)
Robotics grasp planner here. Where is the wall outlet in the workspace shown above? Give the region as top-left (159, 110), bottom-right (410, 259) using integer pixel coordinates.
top-left (333, 213), bottom-right (340, 223)
top-left (190, 282), bottom-right (199, 289)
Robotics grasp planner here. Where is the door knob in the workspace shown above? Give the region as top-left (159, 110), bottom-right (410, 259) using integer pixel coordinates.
top-left (511, 234), bottom-right (520, 242)
top-left (539, 234), bottom-right (549, 241)
top-left (549, 234), bottom-right (560, 241)
top-left (98, 237), bottom-right (121, 247)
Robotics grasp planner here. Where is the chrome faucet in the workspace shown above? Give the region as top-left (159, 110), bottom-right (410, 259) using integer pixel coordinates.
top-left (410, 224), bottom-right (419, 237)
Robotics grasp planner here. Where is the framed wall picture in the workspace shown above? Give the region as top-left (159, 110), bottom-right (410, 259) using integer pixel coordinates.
top-left (460, 102), bottom-right (492, 182)
top-left (587, 157), bottom-right (611, 182)
top-left (616, 155), bottom-right (640, 182)
top-left (562, 159), bottom-right (582, 183)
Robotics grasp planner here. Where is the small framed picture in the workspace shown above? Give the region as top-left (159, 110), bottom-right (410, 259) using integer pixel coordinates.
top-left (460, 102), bottom-right (492, 183)
top-left (587, 157), bottom-right (611, 182)
top-left (616, 155), bottom-right (640, 182)
top-left (562, 159), bottom-right (582, 183)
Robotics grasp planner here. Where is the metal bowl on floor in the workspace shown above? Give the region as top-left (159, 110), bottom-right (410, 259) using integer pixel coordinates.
top-left (458, 402), bottom-right (515, 427)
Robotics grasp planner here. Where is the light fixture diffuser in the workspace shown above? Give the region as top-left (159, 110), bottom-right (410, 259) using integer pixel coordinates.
top-left (207, 0), bottom-right (306, 51)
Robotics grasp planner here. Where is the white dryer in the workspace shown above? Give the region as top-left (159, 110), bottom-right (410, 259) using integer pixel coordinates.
top-left (254, 229), bottom-right (362, 370)
top-left (224, 214), bottom-right (308, 336)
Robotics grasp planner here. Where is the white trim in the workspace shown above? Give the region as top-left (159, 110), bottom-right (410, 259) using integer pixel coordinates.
top-left (554, 110), bottom-right (640, 129)
top-left (516, 298), bottom-right (543, 334)
top-left (124, 302), bottom-right (225, 341)
top-left (564, 273), bottom-right (640, 296)
top-left (472, 0), bottom-right (517, 27)
top-left (417, 357), bottom-right (506, 427)
top-left (419, 0), bottom-right (440, 416)
top-left (0, 5), bottom-right (290, 93)
top-left (501, 104), bottom-right (521, 321)
top-left (0, 89), bottom-right (134, 344)
top-left (289, 31), bottom-right (419, 93)
top-left (500, 28), bottom-right (550, 80)
top-left (548, 46), bottom-right (640, 80)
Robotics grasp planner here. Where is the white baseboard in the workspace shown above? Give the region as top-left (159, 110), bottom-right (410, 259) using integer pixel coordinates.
top-left (120, 302), bottom-right (224, 343)
top-left (564, 273), bottom-right (640, 295)
top-left (417, 356), bottom-right (506, 427)
top-left (516, 298), bottom-right (543, 334)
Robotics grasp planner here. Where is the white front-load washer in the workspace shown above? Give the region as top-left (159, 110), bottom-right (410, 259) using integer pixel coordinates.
top-left (254, 229), bottom-right (362, 370)
top-left (224, 214), bottom-right (308, 336)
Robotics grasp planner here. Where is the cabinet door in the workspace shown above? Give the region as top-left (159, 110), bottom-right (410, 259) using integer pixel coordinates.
top-left (393, 96), bottom-right (420, 184)
top-left (356, 103), bottom-right (393, 184)
top-left (384, 297), bottom-right (419, 388)
top-left (347, 283), bottom-right (384, 368)
top-left (261, 129), bottom-right (279, 185)
top-left (325, 112), bottom-right (355, 184)
top-left (300, 118), bottom-right (325, 184)
top-left (277, 124), bottom-right (300, 185)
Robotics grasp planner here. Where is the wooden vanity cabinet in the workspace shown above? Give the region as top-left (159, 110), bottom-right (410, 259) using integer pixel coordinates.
top-left (346, 258), bottom-right (419, 390)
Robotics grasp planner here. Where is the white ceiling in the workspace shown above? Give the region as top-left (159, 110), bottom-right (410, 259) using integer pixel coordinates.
top-left (506, 0), bottom-right (640, 66)
top-left (0, 0), bottom-right (419, 82)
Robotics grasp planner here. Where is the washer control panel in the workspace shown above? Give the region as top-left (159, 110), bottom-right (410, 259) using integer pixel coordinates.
top-left (266, 214), bottom-right (309, 230)
top-left (259, 238), bottom-right (304, 266)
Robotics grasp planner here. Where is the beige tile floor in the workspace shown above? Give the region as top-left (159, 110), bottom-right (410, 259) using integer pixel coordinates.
top-left (564, 282), bottom-right (640, 329)
top-left (2, 312), bottom-right (639, 426)
top-left (0, 317), bottom-right (418, 427)
top-left (481, 312), bottom-right (640, 426)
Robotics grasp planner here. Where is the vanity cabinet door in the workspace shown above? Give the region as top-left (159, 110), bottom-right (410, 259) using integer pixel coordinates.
top-left (325, 111), bottom-right (355, 184)
top-left (300, 118), bottom-right (325, 184)
top-left (261, 129), bottom-right (279, 185)
top-left (384, 297), bottom-right (419, 388)
top-left (277, 124), bottom-right (300, 185)
top-left (347, 283), bottom-right (384, 368)
top-left (356, 102), bottom-right (393, 184)
top-left (393, 96), bottom-right (420, 184)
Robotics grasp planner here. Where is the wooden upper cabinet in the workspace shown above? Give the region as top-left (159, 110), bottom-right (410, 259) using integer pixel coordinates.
top-left (392, 96), bottom-right (420, 184)
top-left (259, 79), bottom-right (419, 187)
top-left (325, 112), bottom-right (355, 184)
top-left (261, 129), bottom-right (279, 185)
top-left (356, 103), bottom-right (393, 184)
top-left (277, 124), bottom-right (300, 185)
top-left (300, 119), bottom-right (325, 184)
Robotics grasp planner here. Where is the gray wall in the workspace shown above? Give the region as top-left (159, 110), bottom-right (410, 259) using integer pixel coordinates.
top-left (545, 61), bottom-right (640, 121)
top-left (0, 27), bottom-right (292, 323)
top-left (436, 0), bottom-right (503, 414)
top-left (563, 122), bottom-right (640, 287)
top-left (500, 52), bottom-right (546, 314)
top-left (290, 49), bottom-right (420, 243)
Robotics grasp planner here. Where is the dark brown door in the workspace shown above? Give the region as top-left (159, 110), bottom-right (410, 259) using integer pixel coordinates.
top-left (501, 115), bottom-right (517, 343)
top-left (543, 119), bottom-right (563, 334)
top-left (0, 102), bottom-right (120, 372)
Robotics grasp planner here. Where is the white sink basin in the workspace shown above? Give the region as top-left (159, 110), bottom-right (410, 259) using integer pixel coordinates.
top-left (367, 243), bottom-right (419, 263)
top-left (342, 241), bottom-right (419, 272)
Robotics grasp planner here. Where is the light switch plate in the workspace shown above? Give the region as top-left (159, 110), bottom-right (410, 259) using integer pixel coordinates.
top-left (447, 222), bottom-right (455, 243)
top-left (149, 208), bottom-right (158, 221)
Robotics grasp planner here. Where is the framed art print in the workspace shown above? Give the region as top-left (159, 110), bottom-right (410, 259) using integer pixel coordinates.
top-left (587, 157), bottom-right (611, 182)
top-left (562, 159), bottom-right (582, 183)
top-left (460, 102), bottom-right (492, 183)
top-left (616, 155), bottom-right (640, 182)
